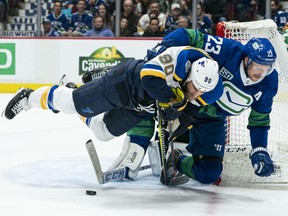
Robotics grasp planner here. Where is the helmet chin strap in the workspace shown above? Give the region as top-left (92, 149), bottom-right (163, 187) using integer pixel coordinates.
top-left (244, 58), bottom-right (250, 78)
top-left (247, 57), bottom-right (253, 66)
top-left (182, 81), bottom-right (188, 91)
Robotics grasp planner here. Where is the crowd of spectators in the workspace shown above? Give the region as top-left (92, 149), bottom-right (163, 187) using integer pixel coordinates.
top-left (40, 0), bottom-right (288, 38)
top-left (1, 0), bottom-right (288, 38)
top-left (39, 0), bottom-right (215, 37)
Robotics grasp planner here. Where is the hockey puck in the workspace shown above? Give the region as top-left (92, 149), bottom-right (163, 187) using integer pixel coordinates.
top-left (86, 190), bottom-right (97, 196)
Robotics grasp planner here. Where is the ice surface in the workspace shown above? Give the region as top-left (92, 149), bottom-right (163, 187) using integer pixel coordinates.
top-left (0, 94), bottom-right (287, 216)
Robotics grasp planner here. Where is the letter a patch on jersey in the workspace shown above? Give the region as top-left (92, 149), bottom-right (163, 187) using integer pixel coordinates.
top-left (254, 91), bottom-right (262, 101)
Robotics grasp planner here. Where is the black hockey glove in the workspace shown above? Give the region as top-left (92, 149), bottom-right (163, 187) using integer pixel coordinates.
top-left (158, 87), bottom-right (187, 121)
top-left (82, 67), bottom-right (111, 84)
top-left (168, 103), bottom-right (201, 141)
top-left (249, 147), bottom-right (275, 177)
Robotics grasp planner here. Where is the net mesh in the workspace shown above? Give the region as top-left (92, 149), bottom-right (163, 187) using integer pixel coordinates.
top-left (219, 19), bottom-right (288, 186)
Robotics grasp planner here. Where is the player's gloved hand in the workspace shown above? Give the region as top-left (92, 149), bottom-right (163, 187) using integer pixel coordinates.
top-left (168, 113), bottom-right (194, 141)
top-left (158, 87), bottom-right (187, 121)
top-left (146, 43), bottom-right (167, 60)
top-left (82, 68), bottom-right (110, 84)
top-left (249, 147), bottom-right (275, 177)
top-left (168, 103), bottom-right (201, 141)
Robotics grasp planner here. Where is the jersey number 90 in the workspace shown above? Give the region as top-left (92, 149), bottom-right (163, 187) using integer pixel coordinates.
top-left (158, 54), bottom-right (174, 76)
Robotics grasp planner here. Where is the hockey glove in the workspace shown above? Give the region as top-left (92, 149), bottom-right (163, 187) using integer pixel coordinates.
top-left (146, 37), bottom-right (183, 60)
top-left (168, 103), bottom-right (201, 141)
top-left (168, 113), bottom-right (194, 141)
top-left (249, 147), bottom-right (274, 177)
top-left (146, 43), bottom-right (167, 60)
top-left (158, 87), bottom-right (187, 121)
top-left (82, 67), bottom-right (111, 84)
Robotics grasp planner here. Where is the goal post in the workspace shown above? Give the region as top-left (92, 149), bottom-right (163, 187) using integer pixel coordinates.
top-left (216, 19), bottom-right (288, 187)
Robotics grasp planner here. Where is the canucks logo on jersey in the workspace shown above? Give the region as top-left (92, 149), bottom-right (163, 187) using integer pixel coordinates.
top-left (216, 81), bottom-right (253, 115)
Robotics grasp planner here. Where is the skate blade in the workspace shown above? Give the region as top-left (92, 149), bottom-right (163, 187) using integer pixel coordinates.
top-left (168, 176), bottom-right (190, 186)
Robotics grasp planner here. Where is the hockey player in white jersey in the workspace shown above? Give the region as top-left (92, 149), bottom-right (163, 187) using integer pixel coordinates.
top-left (2, 46), bottom-right (222, 180)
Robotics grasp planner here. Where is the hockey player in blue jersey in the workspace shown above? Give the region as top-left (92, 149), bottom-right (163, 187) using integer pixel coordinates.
top-left (2, 46), bottom-right (222, 179)
top-left (144, 28), bottom-right (278, 185)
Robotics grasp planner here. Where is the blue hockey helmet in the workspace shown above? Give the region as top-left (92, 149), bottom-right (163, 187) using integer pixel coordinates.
top-left (244, 38), bottom-right (277, 66)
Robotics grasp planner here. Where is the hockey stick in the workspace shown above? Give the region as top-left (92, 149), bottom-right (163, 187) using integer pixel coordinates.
top-left (85, 139), bottom-right (151, 184)
top-left (167, 121), bottom-right (176, 177)
top-left (167, 121), bottom-right (190, 186)
top-left (158, 114), bottom-right (169, 186)
top-left (158, 115), bottom-right (190, 186)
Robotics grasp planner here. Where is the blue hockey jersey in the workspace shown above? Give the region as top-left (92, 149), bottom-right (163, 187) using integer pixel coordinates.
top-left (69, 12), bottom-right (93, 34)
top-left (158, 28), bottom-right (279, 148)
top-left (273, 10), bottom-right (288, 31)
top-left (47, 13), bottom-right (70, 31)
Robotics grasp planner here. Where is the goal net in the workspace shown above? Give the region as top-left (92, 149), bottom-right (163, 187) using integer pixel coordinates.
top-left (217, 19), bottom-right (288, 188)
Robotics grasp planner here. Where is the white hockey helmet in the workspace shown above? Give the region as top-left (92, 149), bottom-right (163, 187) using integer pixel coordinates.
top-left (187, 57), bottom-right (219, 92)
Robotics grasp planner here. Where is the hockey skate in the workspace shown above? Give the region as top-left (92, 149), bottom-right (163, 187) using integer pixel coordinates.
top-left (2, 88), bottom-right (33, 120)
top-left (160, 148), bottom-right (189, 186)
